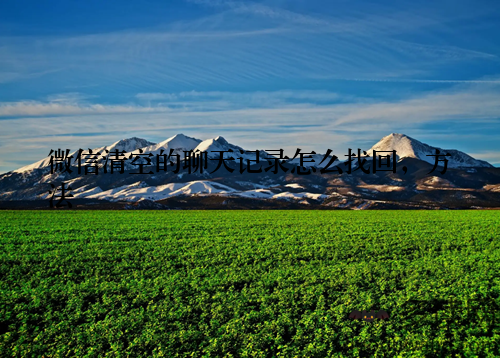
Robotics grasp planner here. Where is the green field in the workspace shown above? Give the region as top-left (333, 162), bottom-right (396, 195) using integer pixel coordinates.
top-left (1, 210), bottom-right (500, 357)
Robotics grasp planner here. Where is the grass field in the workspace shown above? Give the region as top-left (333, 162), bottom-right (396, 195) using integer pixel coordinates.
top-left (1, 210), bottom-right (500, 357)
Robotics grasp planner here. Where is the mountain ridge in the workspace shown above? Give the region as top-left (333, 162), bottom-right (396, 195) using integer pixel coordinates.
top-left (368, 133), bottom-right (492, 168)
top-left (8, 132), bottom-right (493, 176)
top-left (1, 133), bottom-right (499, 210)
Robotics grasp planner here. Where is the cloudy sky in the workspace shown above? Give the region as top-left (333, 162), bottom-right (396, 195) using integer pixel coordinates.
top-left (1, 0), bottom-right (500, 173)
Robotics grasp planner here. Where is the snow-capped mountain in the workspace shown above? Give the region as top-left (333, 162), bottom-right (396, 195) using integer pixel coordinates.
top-left (123, 133), bottom-right (201, 159)
top-left (13, 137), bottom-right (156, 174)
top-left (368, 133), bottom-right (492, 168)
top-left (193, 136), bottom-right (270, 161)
top-left (195, 136), bottom-right (239, 155)
top-left (1, 132), bottom-right (499, 209)
top-left (83, 180), bottom-right (237, 202)
top-left (71, 180), bottom-right (327, 203)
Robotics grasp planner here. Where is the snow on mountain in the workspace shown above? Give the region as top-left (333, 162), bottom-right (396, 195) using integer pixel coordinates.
top-left (285, 183), bottom-right (305, 189)
top-left (233, 189), bottom-right (328, 201)
top-left (7, 133), bottom-right (493, 177)
top-left (123, 133), bottom-right (202, 159)
top-left (113, 133), bottom-right (203, 171)
top-left (35, 184), bottom-right (104, 200)
top-left (12, 157), bottom-right (61, 174)
top-left (193, 136), bottom-right (269, 162)
top-left (3, 132), bottom-right (497, 207)
top-left (272, 192), bottom-right (328, 201)
top-left (78, 179), bottom-right (328, 203)
top-left (235, 189), bottom-right (275, 199)
top-left (72, 186), bottom-right (103, 198)
top-left (194, 136), bottom-right (235, 154)
top-left (104, 137), bottom-right (156, 154)
top-left (85, 180), bottom-right (237, 202)
top-left (13, 137), bottom-right (155, 174)
top-left (367, 133), bottom-right (493, 168)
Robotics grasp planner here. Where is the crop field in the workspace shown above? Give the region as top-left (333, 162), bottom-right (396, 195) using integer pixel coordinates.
top-left (1, 210), bottom-right (500, 357)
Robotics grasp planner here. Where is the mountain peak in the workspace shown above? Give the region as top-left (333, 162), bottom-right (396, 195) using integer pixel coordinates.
top-left (371, 133), bottom-right (421, 155)
top-left (369, 133), bottom-right (492, 168)
top-left (193, 135), bottom-right (264, 160)
top-left (214, 136), bottom-right (228, 145)
top-left (158, 134), bottom-right (202, 149)
top-left (108, 137), bottom-right (155, 153)
top-left (379, 132), bottom-right (414, 143)
top-left (126, 136), bottom-right (146, 141)
top-left (114, 137), bottom-right (154, 146)
top-left (11, 137), bottom-right (156, 174)
top-left (385, 132), bottom-right (407, 139)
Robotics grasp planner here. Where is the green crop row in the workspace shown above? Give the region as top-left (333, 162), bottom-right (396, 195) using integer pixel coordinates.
top-left (1, 210), bottom-right (499, 357)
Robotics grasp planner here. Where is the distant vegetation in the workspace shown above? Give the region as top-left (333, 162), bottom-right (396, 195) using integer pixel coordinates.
top-left (1, 210), bottom-right (499, 357)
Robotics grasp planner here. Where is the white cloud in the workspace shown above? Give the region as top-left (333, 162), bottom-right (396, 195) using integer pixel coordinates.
top-left (2, 82), bottom-right (500, 124)
top-left (0, 81), bottom-right (500, 172)
top-left (0, 101), bottom-right (172, 117)
top-left (332, 82), bottom-right (500, 126)
top-left (135, 90), bottom-right (340, 106)
top-left (468, 151), bottom-right (500, 164)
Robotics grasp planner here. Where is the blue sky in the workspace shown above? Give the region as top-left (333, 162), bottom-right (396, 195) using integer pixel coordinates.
top-left (1, 0), bottom-right (500, 172)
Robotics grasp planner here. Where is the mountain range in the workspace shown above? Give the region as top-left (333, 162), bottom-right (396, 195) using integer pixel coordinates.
top-left (1, 133), bottom-right (499, 210)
